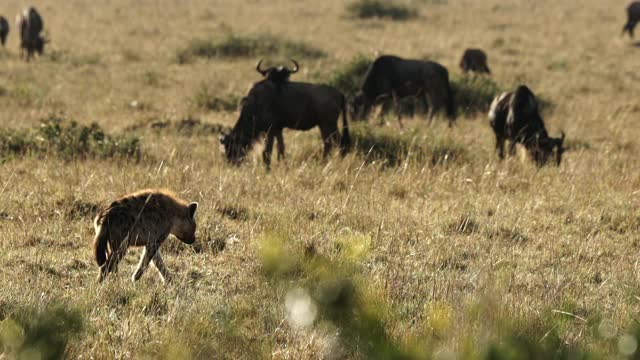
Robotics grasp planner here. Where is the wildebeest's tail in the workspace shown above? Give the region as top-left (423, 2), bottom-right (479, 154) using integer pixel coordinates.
top-left (340, 95), bottom-right (351, 156)
top-left (93, 222), bottom-right (108, 267)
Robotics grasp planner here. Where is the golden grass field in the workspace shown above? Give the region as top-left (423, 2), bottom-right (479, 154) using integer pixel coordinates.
top-left (1, 0), bottom-right (640, 358)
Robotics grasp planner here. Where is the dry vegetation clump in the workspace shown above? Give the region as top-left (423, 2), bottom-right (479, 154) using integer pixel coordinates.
top-left (191, 83), bottom-right (241, 112)
top-left (175, 33), bottom-right (326, 64)
top-left (346, 0), bottom-right (419, 21)
top-left (350, 123), bottom-right (468, 167)
top-left (450, 75), bottom-right (502, 116)
top-left (125, 117), bottom-right (230, 137)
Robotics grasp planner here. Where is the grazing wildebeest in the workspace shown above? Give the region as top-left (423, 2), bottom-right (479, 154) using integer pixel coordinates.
top-left (256, 58), bottom-right (299, 86)
top-left (0, 16), bottom-right (8, 47)
top-left (623, 1), bottom-right (640, 38)
top-left (220, 65), bottom-right (350, 168)
top-left (352, 55), bottom-right (456, 127)
top-left (489, 85), bottom-right (565, 166)
top-left (16, 7), bottom-right (46, 61)
top-left (460, 48), bottom-right (491, 74)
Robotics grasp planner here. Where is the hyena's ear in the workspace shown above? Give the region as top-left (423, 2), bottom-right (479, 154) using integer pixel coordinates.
top-left (188, 202), bottom-right (198, 219)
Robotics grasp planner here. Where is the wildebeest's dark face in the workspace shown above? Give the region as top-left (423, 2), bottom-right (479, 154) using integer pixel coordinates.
top-left (220, 132), bottom-right (248, 165)
top-left (351, 93), bottom-right (367, 120)
top-left (220, 97), bottom-right (259, 164)
top-left (530, 133), bottom-right (565, 166)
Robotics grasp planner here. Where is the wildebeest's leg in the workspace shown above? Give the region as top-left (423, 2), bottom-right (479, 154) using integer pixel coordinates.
top-left (377, 97), bottom-right (391, 126)
top-left (152, 251), bottom-right (170, 283)
top-left (320, 125), bottom-right (339, 159)
top-left (132, 244), bottom-right (159, 282)
top-left (420, 93), bottom-right (430, 117)
top-left (495, 135), bottom-right (505, 159)
top-left (392, 91), bottom-right (404, 128)
top-left (425, 94), bottom-right (434, 122)
top-left (508, 141), bottom-right (517, 157)
top-left (276, 130), bottom-right (285, 161)
top-left (263, 130), bottom-right (275, 168)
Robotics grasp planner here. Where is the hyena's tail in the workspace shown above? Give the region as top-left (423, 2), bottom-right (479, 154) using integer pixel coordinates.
top-left (93, 223), bottom-right (108, 267)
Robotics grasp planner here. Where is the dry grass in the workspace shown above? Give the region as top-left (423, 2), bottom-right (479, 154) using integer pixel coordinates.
top-left (1, 0), bottom-right (640, 358)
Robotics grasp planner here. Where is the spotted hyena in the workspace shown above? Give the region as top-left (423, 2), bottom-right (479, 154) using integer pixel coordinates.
top-left (93, 189), bottom-right (198, 283)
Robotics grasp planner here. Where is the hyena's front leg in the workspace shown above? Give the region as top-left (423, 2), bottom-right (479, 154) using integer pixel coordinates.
top-left (152, 251), bottom-right (170, 284)
top-left (132, 244), bottom-right (158, 282)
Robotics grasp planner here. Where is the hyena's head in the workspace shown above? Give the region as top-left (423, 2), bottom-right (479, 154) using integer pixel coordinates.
top-left (172, 202), bottom-right (198, 244)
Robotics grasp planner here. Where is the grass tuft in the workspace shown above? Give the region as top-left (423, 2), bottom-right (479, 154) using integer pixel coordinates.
top-left (450, 75), bottom-right (502, 116)
top-left (350, 124), bottom-right (468, 167)
top-left (326, 54), bottom-right (372, 98)
top-left (176, 33), bottom-right (326, 63)
top-left (346, 0), bottom-right (419, 21)
top-left (191, 83), bottom-right (241, 112)
top-left (0, 304), bottom-right (83, 359)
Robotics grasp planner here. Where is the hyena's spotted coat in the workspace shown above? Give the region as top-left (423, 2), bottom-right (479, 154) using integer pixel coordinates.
top-left (93, 189), bottom-right (198, 283)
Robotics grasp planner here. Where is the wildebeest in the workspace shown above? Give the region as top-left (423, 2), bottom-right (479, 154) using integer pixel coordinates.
top-left (623, 1), bottom-right (640, 38)
top-left (488, 85), bottom-right (565, 166)
top-left (0, 16), bottom-right (8, 47)
top-left (256, 58), bottom-right (299, 85)
top-left (460, 48), bottom-right (491, 74)
top-left (352, 55), bottom-right (456, 127)
top-left (220, 64), bottom-right (350, 168)
top-left (16, 7), bottom-right (46, 61)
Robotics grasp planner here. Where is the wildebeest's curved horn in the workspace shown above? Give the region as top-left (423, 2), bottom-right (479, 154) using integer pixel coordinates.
top-left (289, 58), bottom-right (299, 73)
top-left (560, 131), bottom-right (566, 143)
top-left (256, 59), bottom-right (268, 76)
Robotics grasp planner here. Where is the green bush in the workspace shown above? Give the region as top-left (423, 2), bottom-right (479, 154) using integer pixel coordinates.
top-left (191, 83), bottom-right (240, 112)
top-left (0, 304), bottom-right (83, 359)
top-left (326, 54), bottom-right (372, 98)
top-left (346, 0), bottom-right (419, 21)
top-left (0, 115), bottom-right (141, 160)
top-left (450, 75), bottom-right (502, 116)
top-left (176, 33), bottom-right (326, 64)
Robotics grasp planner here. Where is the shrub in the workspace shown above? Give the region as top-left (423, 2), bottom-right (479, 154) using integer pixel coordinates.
top-left (346, 0), bottom-right (419, 21)
top-left (0, 115), bottom-right (141, 160)
top-left (0, 304), bottom-right (83, 359)
top-left (450, 75), bottom-right (502, 116)
top-left (176, 33), bottom-right (326, 64)
top-left (191, 83), bottom-right (240, 112)
top-left (326, 54), bottom-right (372, 98)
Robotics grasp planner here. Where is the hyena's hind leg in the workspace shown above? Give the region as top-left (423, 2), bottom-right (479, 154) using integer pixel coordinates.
top-left (152, 251), bottom-right (170, 283)
top-left (132, 244), bottom-right (159, 282)
top-left (100, 246), bottom-right (128, 282)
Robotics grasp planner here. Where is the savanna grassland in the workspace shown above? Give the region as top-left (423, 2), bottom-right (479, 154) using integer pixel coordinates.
top-left (0, 0), bottom-right (639, 358)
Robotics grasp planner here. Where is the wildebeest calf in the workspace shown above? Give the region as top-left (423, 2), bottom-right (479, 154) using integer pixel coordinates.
top-left (0, 16), bottom-right (8, 47)
top-left (352, 55), bottom-right (456, 127)
top-left (221, 64), bottom-right (350, 168)
top-left (93, 189), bottom-right (198, 283)
top-left (623, 1), bottom-right (640, 38)
top-left (460, 48), bottom-right (491, 74)
top-left (488, 85), bottom-right (565, 166)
